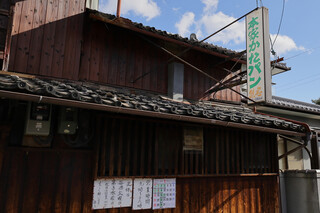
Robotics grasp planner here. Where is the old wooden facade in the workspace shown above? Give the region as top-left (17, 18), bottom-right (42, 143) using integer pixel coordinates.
top-left (0, 0), bottom-right (308, 212)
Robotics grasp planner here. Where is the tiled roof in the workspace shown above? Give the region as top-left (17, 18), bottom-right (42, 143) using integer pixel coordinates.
top-left (0, 74), bottom-right (305, 133)
top-left (269, 96), bottom-right (320, 114)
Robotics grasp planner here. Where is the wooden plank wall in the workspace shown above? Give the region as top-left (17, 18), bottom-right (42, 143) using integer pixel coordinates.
top-left (0, 148), bottom-right (93, 213)
top-left (79, 23), bottom-right (169, 96)
top-left (79, 22), bottom-right (241, 101)
top-left (8, 0), bottom-right (85, 79)
top-left (92, 176), bottom-right (279, 213)
top-left (96, 116), bottom-right (278, 177)
top-left (7, 0), bottom-right (241, 102)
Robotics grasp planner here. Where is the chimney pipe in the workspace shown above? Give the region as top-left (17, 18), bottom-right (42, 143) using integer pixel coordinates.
top-left (116, 0), bottom-right (121, 17)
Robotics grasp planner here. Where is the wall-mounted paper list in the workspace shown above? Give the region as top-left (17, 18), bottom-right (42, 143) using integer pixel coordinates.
top-left (152, 178), bottom-right (176, 209)
top-left (132, 178), bottom-right (153, 210)
top-left (92, 178), bottom-right (132, 210)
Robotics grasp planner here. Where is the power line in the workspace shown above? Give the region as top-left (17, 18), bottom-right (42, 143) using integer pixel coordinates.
top-left (276, 73), bottom-right (320, 89)
top-left (284, 47), bottom-right (319, 61)
top-left (272, 0), bottom-right (285, 48)
top-left (276, 75), bottom-right (320, 93)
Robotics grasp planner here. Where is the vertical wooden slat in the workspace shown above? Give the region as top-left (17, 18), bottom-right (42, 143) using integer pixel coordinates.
top-left (243, 178), bottom-right (250, 213)
top-left (50, 0), bottom-right (69, 78)
top-left (251, 133), bottom-right (255, 173)
top-left (174, 125), bottom-right (180, 176)
top-left (245, 132), bottom-right (250, 173)
top-left (88, 24), bottom-right (100, 82)
top-left (79, 152), bottom-right (93, 213)
top-left (26, 0), bottom-right (48, 74)
top-left (39, 0), bottom-right (59, 76)
top-left (132, 121), bottom-right (139, 176)
top-left (79, 19), bottom-right (92, 81)
top-left (7, 150), bottom-right (27, 213)
top-left (21, 152), bottom-right (42, 212)
top-left (236, 129), bottom-right (240, 174)
top-left (221, 129), bottom-right (225, 174)
top-left (133, 38), bottom-right (143, 89)
top-left (250, 177), bottom-right (257, 212)
top-left (109, 119), bottom-right (116, 176)
top-left (222, 179), bottom-right (230, 212)
top-left (37, 152), bottom-right (60, 212)
top-left (182, 180), bottom-right (190, 213)
top-left (99, 118), bottom-right (107, 177)
top-left (13, 0), bottom-right (35, 73)
top-left (215, 127), bottom-right (220, 174)
top-left (51, 152), bottom-right (69, 212)
top-left (125, 120), bottom-right (132, 176)
top-left (230, 179), bottom-right (237, 213)
top-left (226, 130), bottom-right (230, 174)
top-left (68, 153), bottom-right (84, 213)
top-left (8, 1), bottom-right (23, 71)
top-left (117, 31), bottom-right (127, 86)
top-left (241, 132), bottom-right (245, 173)
top-left (147, 123), bottom-right (153, 176)
top-left (62, 0), bottom-right (84, 80)
top-left (139, 122), bottom-right (146, 176)
top-left (154, 123), bottom-right (159, 176)
top-left (117, 120), bottom-right (124, 176)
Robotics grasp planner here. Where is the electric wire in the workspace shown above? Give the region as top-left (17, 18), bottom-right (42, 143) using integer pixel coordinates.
top-left (270, 0), bottom-right (285, 57)
top-left (275, 75), bottom-right (320, 93)
top-left (276, 72), bottom-right (320, 89)
top-left (137, 33), bottom-right (257, 103)
top-left (272, 0), bottom-right (285, 48)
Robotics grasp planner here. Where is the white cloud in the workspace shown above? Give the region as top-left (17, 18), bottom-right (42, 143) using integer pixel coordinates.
top-left (201, 0), bottom-right (219, 13)
top-left (270, 34), bottom-right (305, 55)
top-left (99, 0), bottom-right (160, 21)
top-left (175, 12), bottom-right (195, 37)
top-left (199, 12), bottom-right (245, 45)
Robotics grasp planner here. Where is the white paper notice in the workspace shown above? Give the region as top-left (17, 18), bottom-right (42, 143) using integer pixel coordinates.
top-left (132, 178), bottom-right (153, 210)
top-left (92, 178), bottom-right (133, 210)
top-left (152, 178), bottom-right (176, 209)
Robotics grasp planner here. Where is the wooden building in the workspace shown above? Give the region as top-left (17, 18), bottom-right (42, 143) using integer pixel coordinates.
top-left (0, 0), bottom-right (310, 212)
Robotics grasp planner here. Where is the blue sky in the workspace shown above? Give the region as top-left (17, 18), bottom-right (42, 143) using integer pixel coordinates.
top-left (99, 0), bottom-right (320, 103)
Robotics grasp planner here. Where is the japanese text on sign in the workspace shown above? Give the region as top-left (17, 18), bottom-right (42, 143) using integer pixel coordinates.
top-left (92, 178), bottom-right (132, 210)
top-left (132, 178), bottom-right (153, 210)
top-left (152, 178), bottom-right (176, 209)
top-left (246, 7), bottom-right (271, 103)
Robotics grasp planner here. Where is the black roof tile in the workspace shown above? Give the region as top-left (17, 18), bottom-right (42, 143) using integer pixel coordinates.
top-left (0, 74), bottom-right (305, 133)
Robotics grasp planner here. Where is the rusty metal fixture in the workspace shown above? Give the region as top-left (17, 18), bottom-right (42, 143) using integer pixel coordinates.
top-left (116, 0), bottom-right (121, 18)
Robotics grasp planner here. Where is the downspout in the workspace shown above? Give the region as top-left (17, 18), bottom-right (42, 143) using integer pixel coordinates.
top-left (253, 108), bottom-right (313, 167)
top-left (253, 109), bottom-right (312, 142)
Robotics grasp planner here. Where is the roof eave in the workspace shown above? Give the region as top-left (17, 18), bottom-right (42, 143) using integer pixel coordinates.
top-left (0, 89), bottom-right (306, 137)
top-left (88, 11), bottom-right (246, 64)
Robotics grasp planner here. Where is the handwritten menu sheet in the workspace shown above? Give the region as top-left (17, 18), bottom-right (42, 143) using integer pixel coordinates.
top-left (92, 178), bottom-right (132, 210)
top-left (152, 178), bottom-right (176, 209)
top-left (132, 178), bottom-right (153, 210)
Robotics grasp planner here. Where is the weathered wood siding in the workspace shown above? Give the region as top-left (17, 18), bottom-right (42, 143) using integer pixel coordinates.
top-left (95, 115), bottom-right (278, 177)
top-left (0, 110), bottom-right (279, 213)
top-left (8, 0), bottom-right (85, 79)
top-left (0, 148), bottom-right (279, 213)
top-left (79, 22), bottom-right (241, 101)
top-left (0, 148), bottom-right (93, 213)
top-left (7, 0), bottom-right (241, 101)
